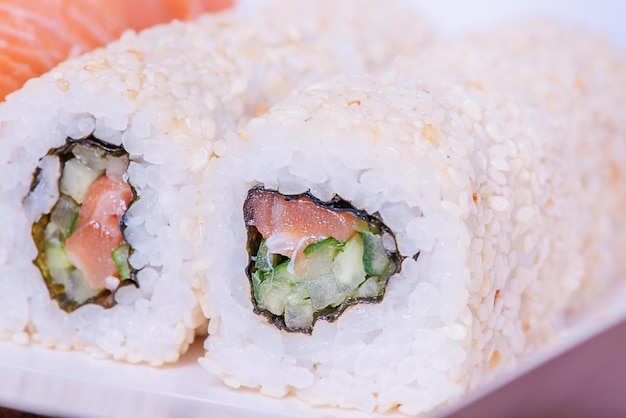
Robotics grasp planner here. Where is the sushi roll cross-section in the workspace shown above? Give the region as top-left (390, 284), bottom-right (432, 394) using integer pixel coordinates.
top-left (29, 138), bottom-right (135, 312)
top-left (244, 187), bottom-right (401, 332)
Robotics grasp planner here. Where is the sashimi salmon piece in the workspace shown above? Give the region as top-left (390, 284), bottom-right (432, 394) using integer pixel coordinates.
top-left (244, 189), bottom-right (358, 260)
top-left (0, 0), bottom-right (234, 102)
top-left (65, 175), bottom-right (133, 290)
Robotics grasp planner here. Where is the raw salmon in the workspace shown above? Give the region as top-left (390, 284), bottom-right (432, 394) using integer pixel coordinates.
top-left (244, 189), bottom-right (358, 262)
top-left (0, 0), bottom-right (234, 101)
top-left (65, 175), bottom-right (133, 290)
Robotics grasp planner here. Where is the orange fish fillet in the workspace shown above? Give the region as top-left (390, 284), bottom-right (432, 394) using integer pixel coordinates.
top-left (245, 189), bottom-right (358, 259)
top-left (0, 0), bottom-right (234, 101)
top-left (65, 175), bottom-right (133, 290)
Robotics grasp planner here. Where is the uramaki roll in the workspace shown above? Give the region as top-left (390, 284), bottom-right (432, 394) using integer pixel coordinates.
top-left (198, 22), bottom-right (626, 414)
top-left (0, 0), bottom-right (432, 365)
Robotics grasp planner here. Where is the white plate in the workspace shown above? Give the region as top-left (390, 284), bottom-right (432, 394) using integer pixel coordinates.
top-left (0, 339), bottom-right (383, 418)
top-left (1, 285), bottom-right (625, 418)
top-left (2, 1), bottom-right (625, 417)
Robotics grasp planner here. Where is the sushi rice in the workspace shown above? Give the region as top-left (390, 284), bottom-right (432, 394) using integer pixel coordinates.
top-left (0, 0), bottom-right (432, 365)
top-left (198, 21), bottom-right (626, 414)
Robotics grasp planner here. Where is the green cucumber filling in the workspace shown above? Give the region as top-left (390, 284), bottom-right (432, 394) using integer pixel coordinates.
top-left (30, 137), bottom-right (137, 312)
top-left (244, 188), bottom-right (401, 333)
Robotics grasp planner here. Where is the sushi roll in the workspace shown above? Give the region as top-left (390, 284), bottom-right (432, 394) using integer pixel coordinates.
top-left (198, 22), bottom-right (626, 414)
top-left (0, 0), bottom-right (432, 364)
top-left (401, 20), bottom-right (626, 314)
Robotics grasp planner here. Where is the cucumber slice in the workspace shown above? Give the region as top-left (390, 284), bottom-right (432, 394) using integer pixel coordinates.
top-left (356, 276), bottom-right (384, 298)
top-left (332, 233), bottom-right (366, 291)
top-left (362, 231), bottom-right (391, 276)
top-left (301, 237), bottom-right (345, 309)
top-left (68, 269), bottom-right (98, 303)
top-left (48, 266), bottom-right (71, 288)
top-left (303, 237), bottom-right (343, 257)
top-left (59, 158), bottom-right (103, 204)
top-left (257, 277), bottom-right (293, 316)
top-left (270, 260), bottom-right (298, 284)
top-left (255, 262), bottom-right (302, 316)
top-left (45, 240), bottom-right (72, 272)
top-left (303, 271), bottom-right (342, 310)
top-left (284, 295), bottom-right (314, 329)
top-left (255, 239), bottom-right (283, 272)
top-left (50, 195), bottom-right (79, 238)
top-left (251, 270), bottom-right (262, 301)
top-left (111, 242), bottom-right (131, 281)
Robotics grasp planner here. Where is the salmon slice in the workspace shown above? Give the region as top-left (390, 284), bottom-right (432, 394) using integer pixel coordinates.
top-left (65, 175), bottom-right (133, 290)
top-left (0, 0), bottom-right (234, 102)
top-left (244, 189), bottom-right (358, 265)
